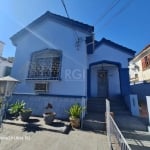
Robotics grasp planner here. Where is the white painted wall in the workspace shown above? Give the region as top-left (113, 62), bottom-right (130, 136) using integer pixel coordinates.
top-left (129, 47), bottom-right (150, 83)
top-left (0, 58), bottom-right (12, 77)
top-left (108, 66), bottom-right (120, 97)
top-left (0, 41), bottom-right (4, 57)
top-left (11, 18), bottom-right (90, 96)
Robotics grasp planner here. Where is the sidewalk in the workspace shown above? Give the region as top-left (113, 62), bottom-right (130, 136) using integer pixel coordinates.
top-left (0, 117), bottom-right (109, 150)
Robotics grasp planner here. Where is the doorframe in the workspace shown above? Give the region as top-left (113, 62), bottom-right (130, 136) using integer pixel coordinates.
top-left (87, 60), bottom-right (121, 98)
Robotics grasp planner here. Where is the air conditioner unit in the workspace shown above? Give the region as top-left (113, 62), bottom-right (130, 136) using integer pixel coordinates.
top-left (34, 83), bottom-right (48, 93)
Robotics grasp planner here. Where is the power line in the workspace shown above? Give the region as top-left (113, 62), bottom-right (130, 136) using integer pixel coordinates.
top-left (94, 0), bottom-right (120, 26)
top-left (96, 0), bottom-right (134, 35)
top-left (61, 0), bottom-right (70, 18)
top-left (60, 0), bottom-right (81, 49)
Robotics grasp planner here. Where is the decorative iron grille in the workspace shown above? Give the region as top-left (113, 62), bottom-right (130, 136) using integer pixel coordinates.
top-left (28, 49), bottom-right (61, 80)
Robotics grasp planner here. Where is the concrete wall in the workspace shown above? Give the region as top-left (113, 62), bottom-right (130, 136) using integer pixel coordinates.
top-left (11, 18), bottom-right (90, 96)
top-left (131, 82), bottom-right (150, 101)
top-left (10, 94), bottom-right (86, 119)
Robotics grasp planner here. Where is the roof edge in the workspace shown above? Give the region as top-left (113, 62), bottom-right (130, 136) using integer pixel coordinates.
top-left (95, 38), bottom-right (136, 56)
top-left (10, 11), bottom-right (94, 45)
top-left (131, 45), bottom-right (150, 62)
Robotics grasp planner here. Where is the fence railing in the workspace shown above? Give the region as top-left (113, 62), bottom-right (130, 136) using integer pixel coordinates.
top-left (106, 99), bottom-right (132, 150)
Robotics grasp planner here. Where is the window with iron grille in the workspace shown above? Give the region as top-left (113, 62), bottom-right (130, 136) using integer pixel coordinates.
top-left (28, 49), bottom-right (62, 80)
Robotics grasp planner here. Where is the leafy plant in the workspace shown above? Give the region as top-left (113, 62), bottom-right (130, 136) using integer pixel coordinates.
top-left (8, 100), bottom-right (25, 117)
top-left (67, 103), bottom-right (85, 119)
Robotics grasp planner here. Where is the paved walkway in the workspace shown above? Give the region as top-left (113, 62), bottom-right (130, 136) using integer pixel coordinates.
top-left (122, 130), bottom-right (150, 150)
top-left (0, 117), bottom-right (109, 150)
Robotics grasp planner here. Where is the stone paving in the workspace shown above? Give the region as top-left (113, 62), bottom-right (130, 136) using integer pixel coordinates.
top-left (0, 117), bottom-right (109, 150)
top-left (122, 130), bottom-right (150, 150)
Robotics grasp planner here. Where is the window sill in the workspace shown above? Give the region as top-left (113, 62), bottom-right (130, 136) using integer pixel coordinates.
top-left (26, 78), bottom-right (61, 81)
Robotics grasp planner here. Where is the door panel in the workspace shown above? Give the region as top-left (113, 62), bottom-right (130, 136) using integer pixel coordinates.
top-left (97, 70), bottom-right (108, 97)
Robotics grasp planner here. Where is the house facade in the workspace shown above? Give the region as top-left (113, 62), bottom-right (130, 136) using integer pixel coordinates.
top-left (10, 11), bottom-right (135, 118)
top-left (129, 45), bottom-right (150, 83)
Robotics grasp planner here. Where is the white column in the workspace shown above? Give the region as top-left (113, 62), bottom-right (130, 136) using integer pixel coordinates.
top-left (146, 96), bottom-right (150, 132)
top-left (130, 94), bottom-right (140, 117)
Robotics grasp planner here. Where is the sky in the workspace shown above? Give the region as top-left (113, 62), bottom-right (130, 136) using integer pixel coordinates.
top-left (0, 0), bottom-right (150, 58)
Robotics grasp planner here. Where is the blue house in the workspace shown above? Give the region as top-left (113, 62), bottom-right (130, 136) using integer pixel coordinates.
top-left (10, 11), bottom-right (135, 118)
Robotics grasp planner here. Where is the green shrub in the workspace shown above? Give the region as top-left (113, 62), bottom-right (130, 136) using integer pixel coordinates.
top-left (8, 100), bottom-right (25, 116)
top-left (67, 103), bottom-right (85, 119)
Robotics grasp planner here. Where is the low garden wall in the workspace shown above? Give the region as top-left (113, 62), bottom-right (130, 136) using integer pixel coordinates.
top-left (130, 82), bottom-right (150, 101)
top-left (9, 94), bottom-right (86, 119)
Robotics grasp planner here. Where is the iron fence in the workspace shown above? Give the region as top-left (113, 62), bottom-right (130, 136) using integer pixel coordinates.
top-left (106, 99), bottom-right (132, 150)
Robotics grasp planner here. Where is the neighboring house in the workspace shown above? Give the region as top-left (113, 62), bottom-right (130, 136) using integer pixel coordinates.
top-left (10, 11), bottom-right (135, 118)
top-left (0, 41), bottom-right (13, 77)
top-left (129, 44), bottom-right (150, 83)
top-left (129, 45), bottom-right (150, 118)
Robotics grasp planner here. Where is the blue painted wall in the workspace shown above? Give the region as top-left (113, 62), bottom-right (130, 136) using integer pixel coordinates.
top-left (11, 17), bottom-right (91, 97)
top-left (119, 68), bottom-right (130, 96)
top-left (131, 82), bottom-right (150, 101)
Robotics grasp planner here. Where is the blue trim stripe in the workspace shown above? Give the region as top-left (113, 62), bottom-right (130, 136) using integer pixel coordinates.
top-left (13, 93), bottom-right (86, 98)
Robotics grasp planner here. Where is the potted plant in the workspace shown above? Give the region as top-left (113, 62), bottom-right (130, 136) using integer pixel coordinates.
top-left (20, 108), bottom-right (32, 121)
top-left (67, 103), bottom-right (85, 128)
top-left (8, 100), bottom-right (32, 121)
top-left (43, 103), bottom-right (56, 125)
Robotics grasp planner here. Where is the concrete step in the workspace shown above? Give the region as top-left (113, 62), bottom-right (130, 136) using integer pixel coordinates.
top-left (87, 99), bottom-right (127, 106)
top-left (88, 100), bottom-right (125, 105)
top-left (87, 98), bottom-right (129, 114)
top-left (87, 105), bottom-right (129, 114)
top-left (88, 97), bottom-right (105, 101)
top-left (88, 104), bottom-right (127, 110)
top-left (112, 111), bottom-right (131, 115)
top-left (82, 113), bottom-right (106, 131)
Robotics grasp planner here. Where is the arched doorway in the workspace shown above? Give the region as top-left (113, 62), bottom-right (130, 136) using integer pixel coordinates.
top-left (88, 60), bottom-right (121, 98)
